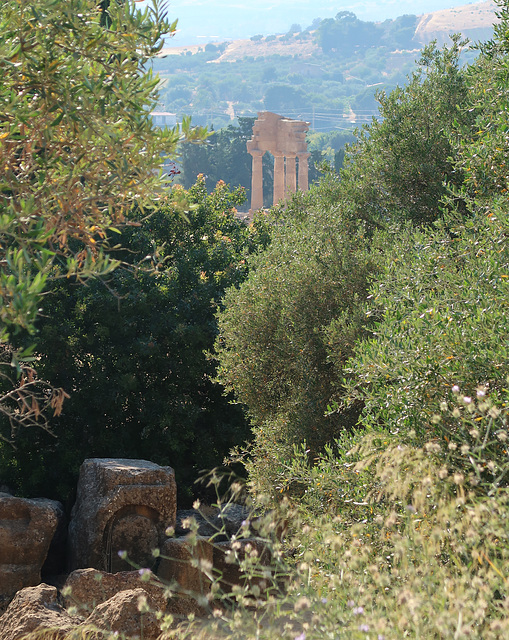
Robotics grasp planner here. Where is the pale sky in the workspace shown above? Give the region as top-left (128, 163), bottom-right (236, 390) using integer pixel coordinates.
top-left (138, 0), bottom-right (482, 45)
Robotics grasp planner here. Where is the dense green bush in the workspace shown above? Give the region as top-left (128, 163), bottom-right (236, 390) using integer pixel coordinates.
top-left (340, 37), bottom-right (473, 226)
top-left (216, 177), bottom-right (382, 495)
top-left (344, 201), bottom-right (509, 438)
top-left (0, 178), bottom-right (267, 505)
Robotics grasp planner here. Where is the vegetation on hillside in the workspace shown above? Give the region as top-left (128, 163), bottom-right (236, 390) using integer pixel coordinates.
top-left (152, 11), bottom-right (424, 131)
top-left (3, 0), bottom-right (509, 638)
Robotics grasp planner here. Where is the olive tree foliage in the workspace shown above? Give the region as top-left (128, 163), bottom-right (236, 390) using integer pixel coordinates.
top-left (339, 36), bottom-right (473, 227)
top-left (344, 2), bottom-right (509, 439)
top-left (214, 40), bottom-right (481, 496)
top-left (452, 2), bottom-right (509, 203)
top-left (215, 181), bottom-right (382, 494)
top-left (0, 0), bottom-right (206, 436)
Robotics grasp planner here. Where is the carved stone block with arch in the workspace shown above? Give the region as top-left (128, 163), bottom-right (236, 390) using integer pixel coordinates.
top-left (68, 459), bottom-right (176, 572)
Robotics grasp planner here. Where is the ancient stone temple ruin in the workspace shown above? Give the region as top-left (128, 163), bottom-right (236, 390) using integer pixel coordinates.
top-left (68, 458), bottom-right (177, 573)
top-left (247, 111), bottom-right (310, 211)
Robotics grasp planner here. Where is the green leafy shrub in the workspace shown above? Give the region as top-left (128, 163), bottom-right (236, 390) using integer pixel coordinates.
top-left (216, 179), bottom-right (382, 496)
top-left (0, 178), bottom-right (265, 504)
top-left (345, 199), bottom-right (509, 439)
top-left (339, 37), bottom-right (473, 227)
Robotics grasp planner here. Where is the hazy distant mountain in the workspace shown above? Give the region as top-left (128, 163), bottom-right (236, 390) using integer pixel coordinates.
top-left (415, 0), bottom-right (496, 44)
top-left (156, 0), bottom-right (487, 46)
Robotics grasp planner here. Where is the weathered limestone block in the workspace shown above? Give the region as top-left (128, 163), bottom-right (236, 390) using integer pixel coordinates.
top-left (83, 588), bottom-right (162, 640)
top-left (0, 584), bottom-right (79, 640)
top-left (213, 538), bottom-right (270, 592)
top-left (63, 568), bottom-right (166, 616)
top-left (158, 537), bottom-right (213, 594)
top-left (0, 493), bottom-right (62, 605)
top-left (68, 458), bottom-right (177, 573)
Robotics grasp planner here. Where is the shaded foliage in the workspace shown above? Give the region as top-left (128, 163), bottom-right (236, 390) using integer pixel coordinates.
top-left (0, 179), bottom-right (267, 504)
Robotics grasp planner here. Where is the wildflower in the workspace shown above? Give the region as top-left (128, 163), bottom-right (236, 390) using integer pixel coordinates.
top-left (294, 597), bottom-right (311, 612)
top-left (359, 624), bottom-right (370, 632)
top-left (452, 385), bottom-right (460, 394)
top-left (463, 396), bottom-right (472, 405)
top-left (347, 600), bottom-right (355, 608)
top-left (294, 633), bottom-right (306, 640)
top-left (453, 472), bottom-right (465, 485)
top-left (489, 406), bottom-right (501, 419)
top-left (353, 606), bottom-right (365, 615)
top-left (138, 568), bottom-right (151, 581)
top-left (117, 550), bottom-right (127, 560)
top-left (137, 594), bottom-right (149, 613)
top-left (477, 388), bottom-right (486, 398)
top-left (199, 558), bottom-right (213, 573)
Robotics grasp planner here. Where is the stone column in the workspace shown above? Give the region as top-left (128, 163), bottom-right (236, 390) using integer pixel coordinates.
top-left (249, 149), bottom-right (264, 211)
top-left (297, 152), bottom-right (311, 192)
top-left (285, 154), bottom-right (297, 196)
top-left (273, 152), bottom-right (285, 205)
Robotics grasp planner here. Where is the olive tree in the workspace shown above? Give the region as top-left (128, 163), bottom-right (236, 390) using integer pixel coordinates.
top-left (0, 0), bottom-right (206, 433)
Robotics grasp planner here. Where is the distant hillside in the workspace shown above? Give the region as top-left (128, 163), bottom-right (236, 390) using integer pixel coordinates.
top-left (153, 0), bottom-right (500, 135)
top-left (415, 0), bottom-right (498, 44)
top-left (160, 33), bottom-right (320, 61)
top-left (160, 1), bottom-right (498, 60)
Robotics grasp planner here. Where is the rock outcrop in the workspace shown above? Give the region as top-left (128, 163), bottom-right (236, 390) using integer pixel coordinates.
top-left (68, 458), bottom-right (177, 573)
top-left (0, 584), bottom-right (79, 640)
top-left (83, 588), bottom-right (163, 640)
top-left (0, 494), bottom-right (63, 610)
top-left (63, 567), bottom-right (166, 616)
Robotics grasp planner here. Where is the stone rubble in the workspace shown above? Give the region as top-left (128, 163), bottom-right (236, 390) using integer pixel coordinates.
top-left (0, 458), bottom-right (267, 639)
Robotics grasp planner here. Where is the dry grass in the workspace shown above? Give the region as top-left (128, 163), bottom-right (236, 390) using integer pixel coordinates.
top-left (415, 0), bottom-right (498, 42)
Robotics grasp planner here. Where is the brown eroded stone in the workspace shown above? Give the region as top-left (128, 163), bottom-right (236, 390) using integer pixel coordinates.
top-left (68, 458), bottom-right (177, 573)
top-left (213, 538), bottom-right (270, 592)
top-left (158, 537), bottom-right (213, 594)
top-left (63, 568), bottom-right (166, 617)
top-left (83, 588), bottom-right (162, 640)
top-left (0, 584), bottom-right (79, 640)
top-left (63, 567), bottom-right (208, 622)
top-left (0, 493), bottom-right (62, 603)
